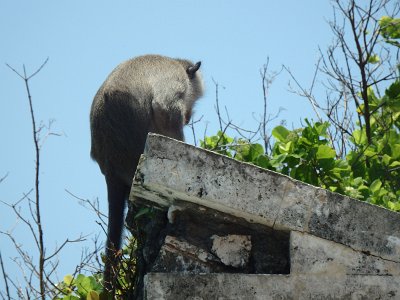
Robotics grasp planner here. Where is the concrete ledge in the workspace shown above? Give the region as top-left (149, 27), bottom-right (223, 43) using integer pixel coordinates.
top-left (291, 231), bottom-right (400, 276)
top-left (131, 134), bottom-right (400, 263)
top-left (144, 273), bottom-right (399, 300)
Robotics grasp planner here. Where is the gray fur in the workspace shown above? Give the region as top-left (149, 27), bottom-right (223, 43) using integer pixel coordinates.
top-left (91, 55), bottom-right (203, 185)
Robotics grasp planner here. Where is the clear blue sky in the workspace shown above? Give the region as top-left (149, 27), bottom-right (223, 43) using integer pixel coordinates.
top-left (0, 0), bottom-right (333, 294)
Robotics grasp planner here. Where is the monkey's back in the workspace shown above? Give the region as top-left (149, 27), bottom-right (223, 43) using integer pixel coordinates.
top-left (90, 55), bottom-right (192, 186)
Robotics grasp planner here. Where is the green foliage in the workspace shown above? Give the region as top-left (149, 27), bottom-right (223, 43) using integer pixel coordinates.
top-left (54, 237), bottom-right (137, 300)
top-left (200, 131), bottom-right (235, 157)
top-left (200, 15), bottom-right (400, 212)
top-left (201, 79), bottom-right (400, 211)
top-left (271, 120), bottom-right (352, 193)
top-left (379, 16), bottom-right (400, 47)
top-left (346, 80), bottom-right (400, 209)
top-left (54, 274), bottom-right (103, 300)
top-left (111, 236), bottom-right (137, 296)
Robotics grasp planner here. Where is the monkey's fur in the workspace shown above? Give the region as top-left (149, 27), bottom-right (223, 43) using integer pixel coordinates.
top-left (90, 55), bottom-right (203, 291)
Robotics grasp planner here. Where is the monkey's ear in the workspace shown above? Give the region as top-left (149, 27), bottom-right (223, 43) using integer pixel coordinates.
top-left (186, 61), bottom-right (201, 79)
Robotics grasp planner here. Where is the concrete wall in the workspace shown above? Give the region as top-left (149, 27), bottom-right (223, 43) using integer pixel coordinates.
top-left (130, 134), bottom-right (400, 299)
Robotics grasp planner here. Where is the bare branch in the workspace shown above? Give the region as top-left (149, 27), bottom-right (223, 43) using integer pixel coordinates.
top-left (45, 234), bottom-right (87, 262)
top-left (6, 58), bottom-right (49, 299)
top-left (188, 115), bottom-right (204, 146)
top-left (0, 173), bottom-right (9, 184)
top-left (260, 58), bottom-right (283, 153)
top-left (212, 78), bottom-right (225, 132)
top-left (284, 65), bottom-right (324, 122)
top-left (0, 252), bottom-right (11, 300)
top-left (65, 189), bottom-right (108, 225)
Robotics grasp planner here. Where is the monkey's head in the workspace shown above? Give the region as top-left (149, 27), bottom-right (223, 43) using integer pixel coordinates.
top-left (149, 57), bottom-right (204, 140)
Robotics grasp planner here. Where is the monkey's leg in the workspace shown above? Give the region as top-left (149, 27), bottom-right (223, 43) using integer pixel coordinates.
top-left (103, 175), bottom-right (129, 292)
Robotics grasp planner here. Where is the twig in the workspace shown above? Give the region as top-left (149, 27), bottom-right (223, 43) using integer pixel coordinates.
top-left (260, 58), bottom-right (283, 153)
top-left (0, 252), bottom-right (11, 300)
top-left (65, 189), bottom-right (108, 223)
top-left (0, 172), bottom-right (9, 184)
top-left (188, 115), bottom-right (204, 146)
top-left (284, 65), bottom-right (323, 122)
top-left (212, 78), bottom-right (225, 132)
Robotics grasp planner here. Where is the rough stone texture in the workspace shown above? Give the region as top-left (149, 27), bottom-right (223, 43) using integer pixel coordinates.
top-left (139, 201), bottom-right (290, 275)
top-left (290, 231), bottom-right (400, 276)
top-left (131, 134), bottom-right (400, 263)
top-left (144, 273), bottom-right (400, 300)
top-left (152, 235), bottom-right (222, 273)
top-left (128, 134), bottom-right (400, 299)
top-left (132, 135), bottom-right (288, 228)
top-left (308, 189), bottom-right (400, 262)
top-left (211, 235), bottom-right (252, 268)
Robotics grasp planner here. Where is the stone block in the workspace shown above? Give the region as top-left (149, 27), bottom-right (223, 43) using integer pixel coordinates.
top-left (144, 273), bottom-right (400, 300)
top-left (290, 231), bottom-right (400, 276)
top-left (211, 234), bottom-right (252, 268)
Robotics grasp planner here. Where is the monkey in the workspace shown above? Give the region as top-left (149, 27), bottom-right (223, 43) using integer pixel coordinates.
top-left (89, 54), bottom-right (203, 291)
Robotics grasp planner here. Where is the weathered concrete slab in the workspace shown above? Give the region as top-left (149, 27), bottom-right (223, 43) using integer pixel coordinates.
top-left (132, 135), bottom-right (288, 228)
top-left (131, 134), bottom-right (400, 263)
top-left (144, 273), bottom-right (400, 300)
top-left (291, 231), bottom-right (400, 276)
top-left (308, 189), bottom-right (400, 262)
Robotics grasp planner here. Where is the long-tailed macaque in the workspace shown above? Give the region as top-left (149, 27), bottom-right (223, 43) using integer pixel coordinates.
top-left (90, 55), bottom-right (203, 290)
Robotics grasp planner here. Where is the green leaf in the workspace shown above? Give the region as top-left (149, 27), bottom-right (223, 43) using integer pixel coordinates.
top-left (389, 160), bottom-right (400, 168)
top-left (316, 145), bottom-right (336, 159)
top-left (270, 153), bottom-right (287, 168)
top-left (134, 207), bottom-right (151, 219)
top-left (319, 158), bottom-right (335, 172)
top-left (255, 155), bottom-right (271, 169)
top-left (218, 131), bottom-right (234, 144)
top-left (87, 290), bottom-right (100, 300)
top-left (351, 129), bottom-right (367, 145)
top-left (364, 148), bottom-right (377, 157)
top-left (368, 54), bottom-right (380, 64)
top-left (234, 141), bottom-right (265, 163)
top-left (73, 274), bottom-right (102, 297)
top-left (63, 296), bottom-right (80, 300)
top-left (248, 143), bottom-right (264, 160)
top-left (385, 80), bottom-right (400, 99)
top-left (64, 274), bottom-right (74, 286)
top-left (370, 179), bottom-right (382, 194)
top-left (272, 126), bottom-right (290, 142)
top-left (298, 136), bottom-right (312, 146)
top-left (235, 143), bottom-right (250, 158)
top-left (295, 164), bottom-right (318, 185)
top-left (315, 122), bottom-right (330, 136)
top-left (388, 201), bottom-right (400, 211)
top-left (278, 141), bottom-right (292, 153)
top-left (75, 274), bottom-right (89, 296)
top-left (382, 154), bottom-right (392, 166)
top-left (367, 87), bottom-right (380, 107)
